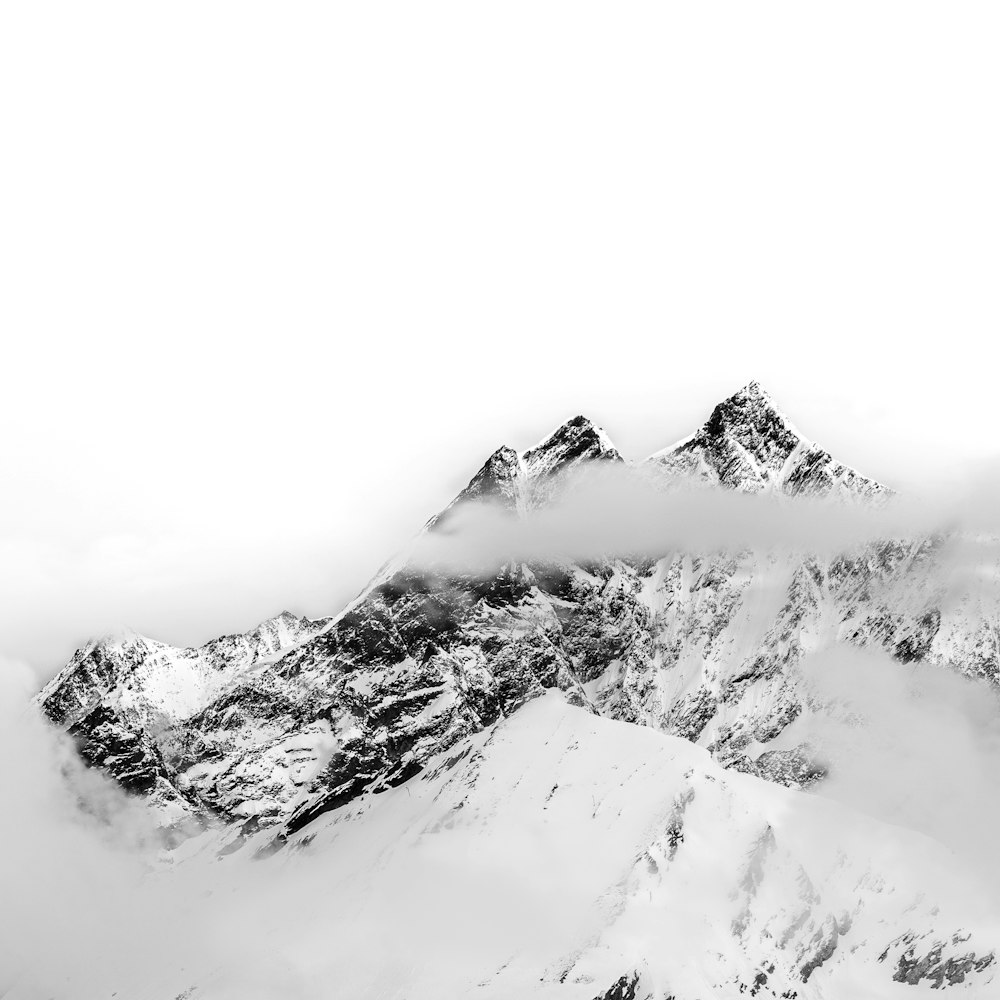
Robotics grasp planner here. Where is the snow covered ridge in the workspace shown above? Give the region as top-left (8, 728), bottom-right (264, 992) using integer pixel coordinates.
top-left (37, 611), bottom-right (331, 831)
top-left (13, 695), bottom-right (997, 999)
top-left (35, 381), bottom-right (979, 847)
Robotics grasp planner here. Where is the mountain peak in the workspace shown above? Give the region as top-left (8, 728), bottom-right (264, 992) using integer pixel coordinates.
top-left (441, 417), bottom-right (623, 523)
top-left (651, 383), bottom-right (885, 498)
top-left (522, 415), bottom-right (621, 478)
top-left (703, 382), bottom-right (800, 451)
top-left (90, 625), bottom-right (152, 652)
top-left (737, 379), bottom-right (770, 400)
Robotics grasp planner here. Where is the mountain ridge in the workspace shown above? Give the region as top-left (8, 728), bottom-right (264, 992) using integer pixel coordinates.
top-left (29, 380), bottom-right (1000, 996)
top-left (35, 383), bottom-right (967, 846)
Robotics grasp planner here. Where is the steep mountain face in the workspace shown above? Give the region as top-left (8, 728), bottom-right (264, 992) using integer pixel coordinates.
top-left (37, 383), bottom-right (995, 846)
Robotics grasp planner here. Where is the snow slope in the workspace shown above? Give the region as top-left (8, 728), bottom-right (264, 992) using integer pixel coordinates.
top-left (10, 694), bottom-right (996, 999)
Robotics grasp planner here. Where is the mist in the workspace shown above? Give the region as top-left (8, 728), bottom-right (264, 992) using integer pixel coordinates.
top-left (6, 0), bottom-right (1000, 994)
top-left (409, 458), bottom-right (1000, 576)
top-left (8, 458), bottom-right (1000, 995)
top-left (0, 658), bottom-right (614, 1000)
top-left (796, 646), bottom-right (1000, 882)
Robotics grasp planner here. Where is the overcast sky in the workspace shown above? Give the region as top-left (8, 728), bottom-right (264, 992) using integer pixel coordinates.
top-left (3, 2), bottom-right (1000, 675)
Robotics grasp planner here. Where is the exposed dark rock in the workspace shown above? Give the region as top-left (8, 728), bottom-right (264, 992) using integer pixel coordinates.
top-left (592, 972), bottom-right (640, 1000)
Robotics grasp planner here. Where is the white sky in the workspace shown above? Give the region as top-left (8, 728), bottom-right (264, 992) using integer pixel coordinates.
top-left (3, 2), bottom-right (1000, 674)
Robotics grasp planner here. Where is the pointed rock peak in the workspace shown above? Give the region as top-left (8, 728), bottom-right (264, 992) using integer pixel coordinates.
top-left (522, 415), bottom-right (621, 478)
top-left (736, 379), bottom-right (771, 402)
top-left (244, 610), bottom-right (329, 645)
top-left (650, 381), bottom-right (887, 498)
top-left (705, 381), bottom-right (796, 437)
top-left (480, 445), bottom-right (521, 475)
top-left (440, 419), bottom-right (621, 525)
top-left (551, 414), bottom-right (593, 433)
top-left (427, 445), bottom-right (523, 534)
top-left (697, 381), bottom-right (804, 469)
top-left (454, 445), bottom-right (521, 506)
top-left (256, 610), bottom-right (303, 630)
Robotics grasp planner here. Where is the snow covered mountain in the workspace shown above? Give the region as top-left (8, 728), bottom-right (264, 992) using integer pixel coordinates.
top-left (29, 381), bottom-right (1000, 997)
top-left (37, 383), bottom-right (993, 840)
top-left (648, 381), bottom-right (889, 498)
top-left (38, 611), bottom-right (330, 834)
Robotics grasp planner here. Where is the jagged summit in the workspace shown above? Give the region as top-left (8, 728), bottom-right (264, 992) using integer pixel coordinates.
top-left (522, 414), bottom-right (621, 476)
top-left (443, 446), bottom-right (522, 513)
top-left (649, 381), bottom-right (887, 499)
top-left (434, 415), bottom-right (621, 525)
top-left (707, 380), bottom-right (799, 436)
top-left (38, 612), bottom-right (329, 735)
top-left (89, 624), bottom-right (152, 648)
top-left (67, 611), bottom-right (318, 668)
top-left (446, 384), bottom-right (886, 512)
top-left (29, 383), bottom-right (1000, 998)
top-left (38, 385), bottom-right (905, 844)
top-left (708, 379), bottom-right (801, 431)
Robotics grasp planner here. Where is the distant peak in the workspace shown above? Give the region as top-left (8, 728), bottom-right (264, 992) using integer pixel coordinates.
top-left (268, 610), bottom-right (301, 626)
top-left (719, 380), bottom-right (781, 413)
top-left (243, 611), bottom-right (311, 636)
top-left (523, 415), bottom-right (619, 465)
top-left (95, 625), bottom-right (146, 646)
top-left (81, 626), bottom-right (153, 659)
top-left (736, 380), bottom-right (774, 405)
top-left (442, 416), bottom-right (622, 521)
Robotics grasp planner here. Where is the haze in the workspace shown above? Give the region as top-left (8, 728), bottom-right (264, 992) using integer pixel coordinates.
top-left (3, 1), bottom-right (1000, 675)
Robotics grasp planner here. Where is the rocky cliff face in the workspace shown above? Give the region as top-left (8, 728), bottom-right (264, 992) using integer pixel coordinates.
top-left (36, 383), bottom-right (996, 847)
top-left (37, 612), bottom-right (330, 834)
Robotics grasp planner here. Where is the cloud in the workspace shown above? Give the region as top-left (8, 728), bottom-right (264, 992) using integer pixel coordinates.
top-left (406, 459), bottom-right (1000, 892)
top-left (0, 657), bottom-right (601, 999)
top-left (0, 528), bottom-right (368, 682)
top-left (6, 456), bottom-right (1000, 994)
top-left (793, 644), bottom-right (1000, 891)
top-left (406, 460), bottom-right (972, 576)
top-left (0, 655), bottom-right (325, 998)
top-left (0, 656), bottom-right (158, 996)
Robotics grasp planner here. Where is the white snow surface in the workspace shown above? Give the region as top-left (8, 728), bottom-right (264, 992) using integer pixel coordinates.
top-left (13, 694), bottom-right (997, 1000)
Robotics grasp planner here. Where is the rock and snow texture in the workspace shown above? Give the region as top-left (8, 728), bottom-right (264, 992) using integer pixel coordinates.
top-left (37, 611), bottom-right (330, 830)
top-left (12, 696), bottom-right (997, 999)
top-left (37, 383), bottom-right (1000, 839)
top-left (30, 381), bottom-right (1000, 995)
top-left (648, 381), bottom-right (888, 499)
